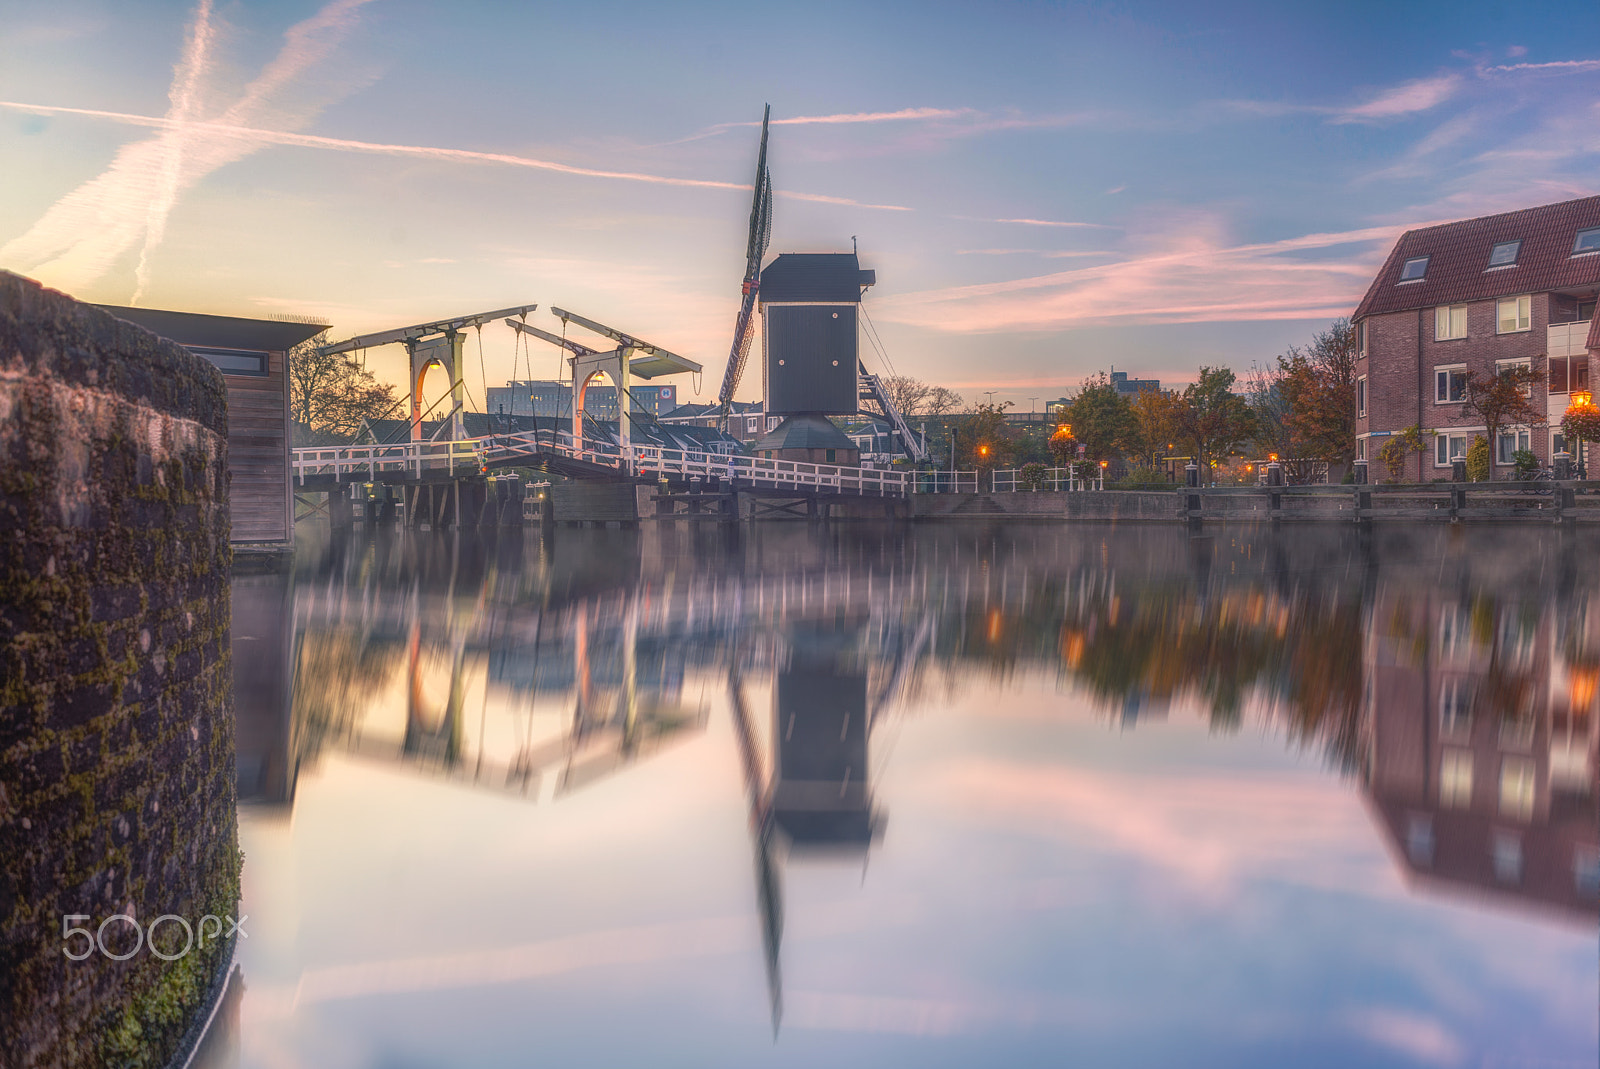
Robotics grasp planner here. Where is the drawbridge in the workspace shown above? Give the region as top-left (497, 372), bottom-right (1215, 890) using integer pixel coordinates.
top-left (292, 425), bottom-right (915, 497)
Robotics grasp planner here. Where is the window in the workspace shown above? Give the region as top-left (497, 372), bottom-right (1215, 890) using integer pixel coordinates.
top-left (1357, 437), bottom-right (1367, 461)
top-left (1435, 433), bottom-right (1469, 466)
top-left (187, 346), bottom-right (267, 376)
top-left (1358, 320), bottom-right (1368, 357)
top-left (1573, 227), bottom-right (1600, 255)
top-left (1435, 366), bottom-right (1467, 403)
top-left (1434, 304), bottom-right (1468, 340)
top-left (1440, 749), bottom-right (1473, 808)
top-left (1554, 430), bottom-right (1569, 456)
top-left (1499, 757), bottom-right (1536, 820)
top-left (1496, 428), bottom-right (1531, 464)
top-left (1579, 299), bottom-right (1596, 320)
top-left (1399, 255), bottom-right (1429, 282)
top-left (1493, 833), bottom-right (1523, 884)
top-left (1497, 295), bottom-right (1532, 333)
top-left (1487, 240), bottom-right (1521, 267)
top-left (1440, 677), bottom-right (1473, 735)
top-left (1406, 815), bottom-right (1434, 866)
top-left (1549, 354), bottom-right (1570, 394)
top-left (1356, 376), bottom-right (1366, 417)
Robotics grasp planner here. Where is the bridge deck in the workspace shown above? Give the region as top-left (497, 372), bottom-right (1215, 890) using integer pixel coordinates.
top-left (293, 428), bottom-right (913, 497)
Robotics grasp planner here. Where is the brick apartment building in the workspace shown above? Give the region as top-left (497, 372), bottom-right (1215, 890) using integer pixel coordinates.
top-left (1353, 195), bottom-right (1600, 481)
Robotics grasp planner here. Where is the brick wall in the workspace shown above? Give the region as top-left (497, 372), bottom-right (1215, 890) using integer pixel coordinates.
top-left (0, 273), bottom-right (239, 1068)
top-left (1358, 293), bottom-right (1555, 480)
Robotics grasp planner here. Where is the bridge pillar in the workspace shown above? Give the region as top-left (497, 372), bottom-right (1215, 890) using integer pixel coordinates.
top-left (328, 485), bottom-right (354, 529)
top-left (408, 333), bottom-right (467, 443)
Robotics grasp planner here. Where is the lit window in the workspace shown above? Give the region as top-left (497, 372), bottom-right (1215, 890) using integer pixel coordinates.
top-left (1435, 304), bottom-right (1468, 340)
top-left (1440, 749), bottom-right (1473, 807)
top-left (1487, 240), bottom-right (1521, 267)
top-left (1573, 227), bottom-right (1600, 255)
top-left (1399, 256), bottom-right (1429, 282)
top-left (1497, 295), bottom-right (1532, 333)
top-left (1500, 757), bottom-right (1536, 820)
top-left (1356, 376), bottom-right (1366, 417)
top-left (1434, 366), bottom-right (1468, 403)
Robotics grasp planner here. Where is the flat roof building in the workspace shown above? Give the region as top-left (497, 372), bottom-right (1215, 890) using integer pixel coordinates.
top-left (98, 306), bottom-right (326, 545)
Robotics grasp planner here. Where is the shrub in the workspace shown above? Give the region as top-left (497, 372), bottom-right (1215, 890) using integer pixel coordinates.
top-left (1071, 459), bottom-right (1098, 484)
top-left (1114, 466), bottom-right (1176, 490)
top-left (1466, 435), bottom-right (1490, 482)
top-left (1019, 462), bottom-right (1049, 490)
top-left (1511, 448), bottom-right (1539, 480)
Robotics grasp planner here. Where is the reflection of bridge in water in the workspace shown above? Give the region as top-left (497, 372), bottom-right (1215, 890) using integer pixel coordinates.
top-left (234, 523), bottom-right (1598, 1031)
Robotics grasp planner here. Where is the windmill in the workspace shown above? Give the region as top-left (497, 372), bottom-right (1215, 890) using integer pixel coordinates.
top-left (713, 104), bottom-right (773, 433)
top-left (715, 106), bottom-right (927, 464)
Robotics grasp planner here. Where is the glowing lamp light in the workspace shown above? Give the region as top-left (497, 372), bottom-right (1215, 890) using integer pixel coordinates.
top-left (1570, 390), bottom-right (1594, 409)
top-left (1099, 460), bottom-right (1108, 468)
top-left (979, 444), bottom-right (990, 456)
top-left (1268, 453), bottom-right (1279, 462)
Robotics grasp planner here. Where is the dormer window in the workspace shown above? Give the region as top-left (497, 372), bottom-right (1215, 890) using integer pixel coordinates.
top-left (1399, 255), bottom-right (1429, 282)
top-left (1574, 227), bottom-right (1600, 256)
top-left (1487, 240), bottom-right (1521, 267)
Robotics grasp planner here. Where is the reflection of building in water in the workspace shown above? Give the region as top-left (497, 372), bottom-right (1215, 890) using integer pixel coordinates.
top-left (1363, 589), bottom-right (1600, 921)
top-left (769, 624), bottom-right (884, 851)
top-left (233, 569), bottom-right (298, 807)
top-left (732, 619), bottom-right (895, 1034)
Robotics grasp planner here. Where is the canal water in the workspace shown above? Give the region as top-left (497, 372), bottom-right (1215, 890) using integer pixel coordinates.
top-left (219, 522), bottom-right (1597, 1068)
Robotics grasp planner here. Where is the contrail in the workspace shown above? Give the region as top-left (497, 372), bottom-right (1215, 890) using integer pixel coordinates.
top-left (133, 0), bottom-right (215, 303)
top-left (0, 0), bottom-right (379, 298)
top-left (0, 100), bottom-right (912, 211)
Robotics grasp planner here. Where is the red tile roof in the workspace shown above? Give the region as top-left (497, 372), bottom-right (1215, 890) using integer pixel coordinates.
top-left (1353, 195), bottom-right (1600, 320)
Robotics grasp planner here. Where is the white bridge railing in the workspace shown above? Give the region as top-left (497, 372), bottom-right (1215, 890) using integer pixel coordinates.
top-left (991, 467), bottom-right (1103, 492)
top-left (293, 428), bottom-right (920, 497)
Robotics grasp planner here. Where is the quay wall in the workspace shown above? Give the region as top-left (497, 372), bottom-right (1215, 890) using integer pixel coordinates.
top-left (0, 273), bottom-right (239, 1069)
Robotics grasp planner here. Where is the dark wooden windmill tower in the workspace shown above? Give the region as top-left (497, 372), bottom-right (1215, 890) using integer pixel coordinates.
top-left (749, 252), bottom-right (876, 464)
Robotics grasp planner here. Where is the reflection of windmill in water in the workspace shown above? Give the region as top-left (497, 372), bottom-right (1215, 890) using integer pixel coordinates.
top-left (729, 615), bottom-right (927, 1034)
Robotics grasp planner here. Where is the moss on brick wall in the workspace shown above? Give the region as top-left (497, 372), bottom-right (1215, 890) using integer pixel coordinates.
top-left (0, 273), bottom-right (238, 1068)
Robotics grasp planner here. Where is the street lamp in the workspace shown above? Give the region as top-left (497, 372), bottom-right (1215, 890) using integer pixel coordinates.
top-left (984, 391), bottom-right (996, 407)
top-left (1029, 396), bottom-right (1039, 422)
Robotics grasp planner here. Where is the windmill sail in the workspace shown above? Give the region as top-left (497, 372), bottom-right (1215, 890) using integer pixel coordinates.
top-left (715, 105), bottom-right (773, 428)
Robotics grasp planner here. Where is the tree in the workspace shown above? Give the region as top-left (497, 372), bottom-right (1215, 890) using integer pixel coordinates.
top-left (1048, 423), bottom-right (1078, 466)
top-left (1559, 394), bottom-right (1600, 471)
top-left (1461, 362), bottom-right (1546, 468)
top-left (1279, 318), bottom-right (1359, 467)
top-left (1376, 425), bottom-right (1430, 482)
top-left (288, 330), bottom-right (403, 446)
top-left (880, 375), bottom-right (932, 417)
top-left (1063, 373), bottom-right (1139, 461)
top-left (1128, 388), bottom-right (1184, 469)
top-left (954, 401), bottom-right (1016, 475)
top-left (925, 386), bottom-right (964, 417)
top-left (1171, 367), bottom-right (1256, 481)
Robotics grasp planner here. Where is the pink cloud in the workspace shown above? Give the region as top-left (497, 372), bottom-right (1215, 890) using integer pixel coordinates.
top-left (926, 758), bottom-right (1388, 898)
top-left (1331, 74), bottom-right (1463, 123)
top-left (876, 221), bottom-right (1402, 332)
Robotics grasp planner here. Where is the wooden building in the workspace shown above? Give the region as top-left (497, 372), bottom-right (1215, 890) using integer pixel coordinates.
top-left (99, 306), bottom-right (325, 545)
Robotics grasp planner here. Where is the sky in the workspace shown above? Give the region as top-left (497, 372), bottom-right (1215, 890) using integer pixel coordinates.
top-left (2, 0), bottom-right (1598, 411)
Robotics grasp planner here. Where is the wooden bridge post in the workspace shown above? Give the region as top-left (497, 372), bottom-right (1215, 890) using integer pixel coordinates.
top-left (328, 485), bottom-right (354, 529)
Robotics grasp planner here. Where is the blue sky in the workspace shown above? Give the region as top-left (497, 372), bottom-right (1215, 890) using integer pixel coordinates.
top-left (2, 1), bottom-right (1597, 408)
